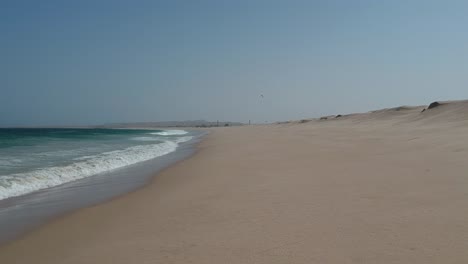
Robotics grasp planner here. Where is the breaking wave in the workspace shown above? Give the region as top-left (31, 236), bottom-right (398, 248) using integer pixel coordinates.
top-left (149, 130), bottom-right (189, 136)
top-left (0, 136), bottom-right (193, 200)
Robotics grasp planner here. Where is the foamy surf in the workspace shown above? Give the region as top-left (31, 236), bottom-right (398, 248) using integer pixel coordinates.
top-left (131, 136), bottom-right (162, 142)
top-left (0, 128), bottom-right (193, 201)
top-left (149, 130), bottom-right (188, 136)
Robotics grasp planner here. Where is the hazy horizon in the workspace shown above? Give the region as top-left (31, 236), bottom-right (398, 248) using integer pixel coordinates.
top-left (2, 1), bottom-right (468, 126)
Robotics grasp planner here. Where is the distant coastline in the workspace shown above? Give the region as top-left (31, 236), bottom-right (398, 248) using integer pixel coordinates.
top-left (97, 120), bottom-right (244, 128)
top-left (0, 120), bottom-right (244, 129)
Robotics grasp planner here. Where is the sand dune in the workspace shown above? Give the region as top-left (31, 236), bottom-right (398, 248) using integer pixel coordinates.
top-left (1, 100), bottom-right (468, 263)
top-left (307, 100), bottom-right (468, 125)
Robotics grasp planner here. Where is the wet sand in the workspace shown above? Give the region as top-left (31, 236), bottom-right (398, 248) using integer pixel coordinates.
top-left (1, 102), bottom-right (468, 263)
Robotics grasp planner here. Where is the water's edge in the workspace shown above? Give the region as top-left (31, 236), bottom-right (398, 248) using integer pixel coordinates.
top-left (0, 130), bottom-right (207, 246)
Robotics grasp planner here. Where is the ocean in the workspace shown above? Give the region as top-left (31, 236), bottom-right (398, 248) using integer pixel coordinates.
top-left (0, 128), bottom-right (202, 244)
top-left (0, 128), bottom-right (193, 201)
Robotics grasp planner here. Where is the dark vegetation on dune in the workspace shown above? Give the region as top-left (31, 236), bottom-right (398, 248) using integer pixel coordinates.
top-left (422, 101), bottom-right (442, 112)
top-left (428, 101), bottom-right (441, 109)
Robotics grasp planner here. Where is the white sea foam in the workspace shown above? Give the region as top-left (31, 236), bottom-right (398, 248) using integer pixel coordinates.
top-left (33, 149), bottom-right (94, 157)
top-left (0, 136), bottom-right (193, 200)
top-left (130, 137), bottom-right (161, 142)
top-left (149, 130), bottom-right (188, 136)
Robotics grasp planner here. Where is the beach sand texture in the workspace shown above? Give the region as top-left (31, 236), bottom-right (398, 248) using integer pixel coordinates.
top-left (1, 100), bottom-right (468, 263)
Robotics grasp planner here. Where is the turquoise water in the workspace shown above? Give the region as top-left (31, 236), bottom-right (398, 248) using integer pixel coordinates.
top-left (0, 128), bottom-right (192, 200)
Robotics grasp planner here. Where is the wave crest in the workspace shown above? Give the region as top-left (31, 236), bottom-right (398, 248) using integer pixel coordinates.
top-left (149, 130), bottom-right (188, 136)
top-left (130, 137), bottom-right (161, 142)
top-left (0, 136), bottom-right (193, 200)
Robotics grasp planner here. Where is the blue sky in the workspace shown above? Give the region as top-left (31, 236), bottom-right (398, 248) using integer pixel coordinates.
top-left (1, 0), bottom-right (468, 126)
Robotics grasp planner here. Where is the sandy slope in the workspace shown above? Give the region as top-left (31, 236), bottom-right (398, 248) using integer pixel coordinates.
top-left (1, 101), bottom-right (468, 263)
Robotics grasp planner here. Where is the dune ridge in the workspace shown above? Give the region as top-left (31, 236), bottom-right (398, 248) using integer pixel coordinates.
top-left (291, 100), bottom-right (468, 126)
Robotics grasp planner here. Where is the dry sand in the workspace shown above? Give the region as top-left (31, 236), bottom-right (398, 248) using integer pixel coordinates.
top-left (1, 100), bottom-right (468, 263)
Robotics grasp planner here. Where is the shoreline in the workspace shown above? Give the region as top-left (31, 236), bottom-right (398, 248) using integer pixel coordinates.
top-left (1, 117), bottom-right (468, 263)
top-left (0, 130), bottom-right (206, 246)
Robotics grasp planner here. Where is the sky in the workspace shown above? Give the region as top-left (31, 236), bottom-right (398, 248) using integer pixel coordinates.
top-left (1, 0), bottom-right (468, 126)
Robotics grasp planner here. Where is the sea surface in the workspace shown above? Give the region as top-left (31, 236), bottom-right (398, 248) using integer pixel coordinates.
top-left (0, 128), bottom-right (193, 201)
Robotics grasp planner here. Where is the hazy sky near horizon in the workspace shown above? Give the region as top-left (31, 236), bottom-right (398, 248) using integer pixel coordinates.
top-left (2, 0), bottom-right (468, 126)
